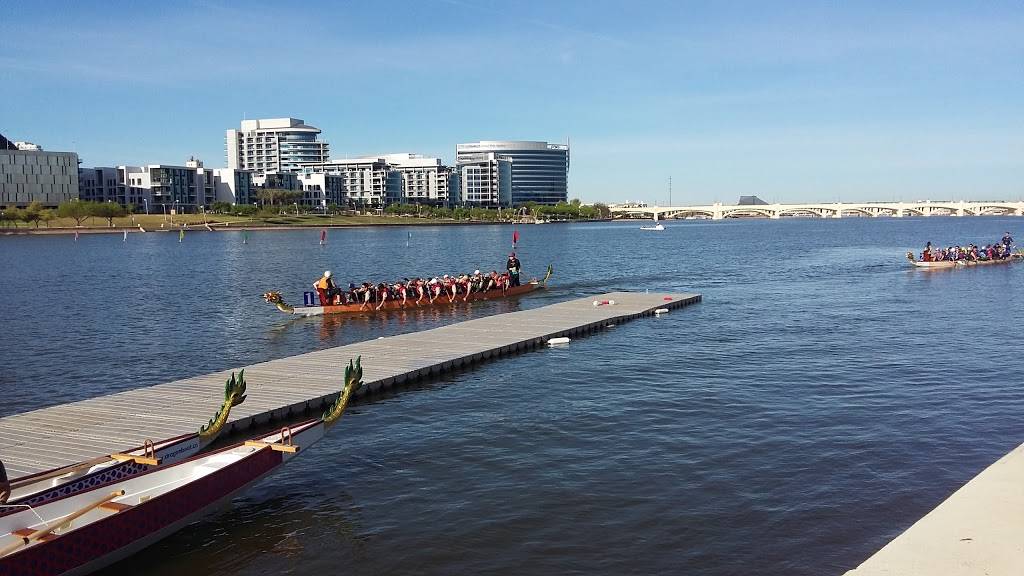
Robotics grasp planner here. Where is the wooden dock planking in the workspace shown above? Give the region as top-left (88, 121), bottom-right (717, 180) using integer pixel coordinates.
top-left (0, 292), bottom-right (699, 477)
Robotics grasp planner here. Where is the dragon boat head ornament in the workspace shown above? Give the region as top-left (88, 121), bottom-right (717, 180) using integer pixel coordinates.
top-left (263, 291), bottom-right (294, 313)
top-left (322, 357), bottom-right (364, 428)
top-left (198, 370), bottom-right (248, 441)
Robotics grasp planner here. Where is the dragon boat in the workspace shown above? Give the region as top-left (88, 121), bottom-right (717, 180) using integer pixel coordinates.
top-left (0, 359), bottom-right (363, 576)
top-left (906, 251), bottom-right (1022, 269)
top-left (0, 372), bottom-right (249, 512)
top-left (264, 265), bottom-right (553, 317)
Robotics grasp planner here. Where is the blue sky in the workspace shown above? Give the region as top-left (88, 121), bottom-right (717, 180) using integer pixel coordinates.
top-left (2, 0), bottom-right (1021, 204)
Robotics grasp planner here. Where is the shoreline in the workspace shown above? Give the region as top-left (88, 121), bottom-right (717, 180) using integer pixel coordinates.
top-left (0, 218), bottom-right (612, 236)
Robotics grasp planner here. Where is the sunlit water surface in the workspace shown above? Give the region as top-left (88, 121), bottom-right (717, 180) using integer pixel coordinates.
top-left (1, 217), bottom-right (1022, 575)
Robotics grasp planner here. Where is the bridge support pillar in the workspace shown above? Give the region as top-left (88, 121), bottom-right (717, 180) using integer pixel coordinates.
top-left (770, 212), bottom-right (780, 220)
top-left (896, 209), bottom-right (904, 218)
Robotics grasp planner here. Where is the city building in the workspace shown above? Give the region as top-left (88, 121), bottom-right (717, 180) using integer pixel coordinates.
top-left (78, 161), bottom-right (255, 212)
top-left (213, 168), bottom-right (254, 206)
top-left (298, 158), bottom-right (402, 209)
top-left (82, 158), bottom-right (218, 214)
top-left (226, 118), bottom-right (329, 176)
top-left (78, 167), bottom-right (121, 203)
top-left (378, 153), bottom-right (454, 206)
top-left (297, 172), bottom-right (345, 209)
top-left (455, 152), bottom-right (512, 206)
top-left (455, 140), bottom-right (569, 205)
top-left (1, 146), bottom-right (79, 208)
top-left (252, 171), bottom-right (300, 192)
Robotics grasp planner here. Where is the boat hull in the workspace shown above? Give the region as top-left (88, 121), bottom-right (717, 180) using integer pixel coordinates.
top-left (0, 422), bottom-right (323, 576)
top-left (292, 281), bottom-right (545, 316)
top-left (3, 433), bottom-right (203, 513)
top-left (906, 252), bottom-right (1020, 269)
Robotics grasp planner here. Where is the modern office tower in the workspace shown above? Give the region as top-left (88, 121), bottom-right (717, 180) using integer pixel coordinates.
top-left (0, 147), bottom-right (79, 207)
top-left (0, 133), bottom-right (15, 150)
top-left (455, 152), bottom-right (512, 207)
top-left (212, 168), bottom-right (255, 206)
top-left (455, 140), bottom-right (569, 205)
top-left (297, 158), bottom-right (402, 209)
top-left (226, 118), bottom-right (329, 176)
top-left (378, 153), bottom-right (454, 206)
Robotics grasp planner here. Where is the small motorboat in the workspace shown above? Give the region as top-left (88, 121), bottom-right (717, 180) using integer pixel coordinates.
top-left (265, 265), bottom-right (553, 317)
top-left (1, 371), bottom-right (249, 512)
top-left (0, 359), bottom-right (364, 576)
top-left (639, 213), bottom-right (665, 231)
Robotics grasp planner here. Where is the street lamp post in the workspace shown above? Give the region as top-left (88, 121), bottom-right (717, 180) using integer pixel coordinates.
top-left (143, 198), bottom-right (149, 215)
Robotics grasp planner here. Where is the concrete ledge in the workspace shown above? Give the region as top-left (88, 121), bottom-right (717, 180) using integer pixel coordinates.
top-left (845, 441), bottom-right (1024, 576)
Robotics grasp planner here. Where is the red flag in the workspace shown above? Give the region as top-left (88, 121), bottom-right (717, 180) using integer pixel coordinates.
top-left (320, 229), bottom-right (327, 245)
top-left (512, 230), bottom-right (519, 248)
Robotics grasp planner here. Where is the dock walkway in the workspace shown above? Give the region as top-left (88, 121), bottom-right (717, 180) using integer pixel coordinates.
top-left (0, 291), bottom-right (699, 477)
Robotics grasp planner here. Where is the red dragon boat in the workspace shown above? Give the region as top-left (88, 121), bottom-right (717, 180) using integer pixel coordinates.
top-left (264, 265), bottom-right (552, 316)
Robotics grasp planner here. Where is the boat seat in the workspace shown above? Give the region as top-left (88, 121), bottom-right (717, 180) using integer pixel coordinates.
top-left (98, 501), bottom-right (133, 512)
top-left (11, 528), bottom-right (57, 542)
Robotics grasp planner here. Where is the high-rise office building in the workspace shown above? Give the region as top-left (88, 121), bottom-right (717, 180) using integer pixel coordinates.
top-left (455, 140), bottom-right (569, 205)
top-left (226, 118), bottom-right (329, 176)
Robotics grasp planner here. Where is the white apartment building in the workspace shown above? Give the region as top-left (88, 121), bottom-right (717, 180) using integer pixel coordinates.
top-left (1, 148), bottom-right (79, 208)
top-left (298, 158), bottom-right (402, 208)
top-left (79, 158), bottom-right (226, 213)
top-left (297, 172), bottom-right (346, 209)
top-left (212, 168), bottom-right (254, 206)
top-left (378, 153), bottom-right (453, 206)
top-left (226, 118), bottom-right (329, 176)
top-left (456, 152), bottom-right (512, 207)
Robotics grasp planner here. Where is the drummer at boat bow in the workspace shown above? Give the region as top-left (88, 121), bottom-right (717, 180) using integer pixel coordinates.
top-left (507, 253), bottom-right (522, 286)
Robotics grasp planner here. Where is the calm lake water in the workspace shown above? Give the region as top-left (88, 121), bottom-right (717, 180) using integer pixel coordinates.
top-left (1, 217), bottom-right (1023, 575)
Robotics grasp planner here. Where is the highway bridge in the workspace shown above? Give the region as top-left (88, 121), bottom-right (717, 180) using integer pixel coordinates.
top-left (610, 201), bottom-right (1024, 220)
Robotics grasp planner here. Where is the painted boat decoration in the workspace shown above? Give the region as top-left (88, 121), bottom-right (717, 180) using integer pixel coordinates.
top-left (906, 252), bottom-right (1022, 269)
top-left (0, 371), bottom-right (249, 514)
top-left (265, 265), bottom-right (553, 317)
top-left (0, 358), bottom-right (363, 576)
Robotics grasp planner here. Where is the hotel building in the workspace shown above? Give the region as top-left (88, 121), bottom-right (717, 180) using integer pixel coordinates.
top-left (226, 118), bottom-right (329, 176)
top-left (455, 140), bottom-right (569, 205)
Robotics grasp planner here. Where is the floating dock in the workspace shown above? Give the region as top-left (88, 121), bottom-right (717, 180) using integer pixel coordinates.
top-left (0, 291), bottom-right (700, 477)
top-left (844, 441), bottom-right (1024, 576)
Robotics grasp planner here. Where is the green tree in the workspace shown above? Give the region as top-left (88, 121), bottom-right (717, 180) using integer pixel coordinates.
top-left (23, 201), bottom-right (43, 227)
top-left (90, 202), bottom-right (126, 227)
top-left (256, 188), bottom-right (302, 206)
top-left (58, 200), bottom-right (94, 227)
top-left (5, 206), bottom-right (26, 228)
top-left (210, 201), bottom-right (232, 213)
top-left (39, 209), bottom-right (56, 228)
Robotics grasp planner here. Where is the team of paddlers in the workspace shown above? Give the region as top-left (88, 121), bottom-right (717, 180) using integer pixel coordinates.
top-left (313, 253), bottom-right (524, 309)
top-left (919, 232), bottom-right (1014, 262)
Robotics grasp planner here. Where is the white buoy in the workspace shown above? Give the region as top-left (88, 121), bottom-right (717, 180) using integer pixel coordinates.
top-left (548, 337), bottom-right (571, 346)
top-left (654, 308), bottom-right (669, 315)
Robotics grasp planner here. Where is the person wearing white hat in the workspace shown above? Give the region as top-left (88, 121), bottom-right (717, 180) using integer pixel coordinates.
top-left (313, 270), bottom-right (340, 304)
